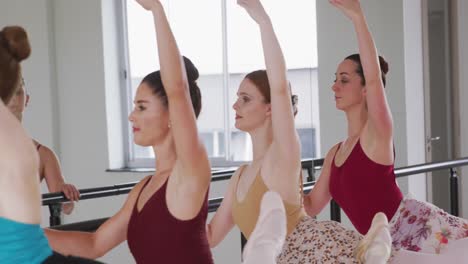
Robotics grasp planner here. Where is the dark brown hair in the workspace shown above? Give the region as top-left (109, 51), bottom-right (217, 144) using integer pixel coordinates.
top-left (245, 70), bottom-right (298, 116)
top-left (0, 26), bottom-right (31, 104)
top-left (344, 54), bottom-right (389, 87)
top-left (141, 56), bottom-right (202, 118)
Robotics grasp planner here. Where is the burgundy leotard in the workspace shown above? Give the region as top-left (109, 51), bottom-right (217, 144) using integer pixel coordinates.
top-left (329, 140), bottom-right (403, 234)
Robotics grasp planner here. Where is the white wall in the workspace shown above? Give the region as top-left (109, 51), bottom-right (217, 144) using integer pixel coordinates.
top-left (403, 0), bottom-right (427, 201)
top-left (0, 0), bottom-right (57, 150)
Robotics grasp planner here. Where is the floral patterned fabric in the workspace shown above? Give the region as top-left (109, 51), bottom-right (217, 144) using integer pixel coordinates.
top-left (277, 216), bottom-right (362, 264)
top-left (389, 198), bottom-right (468, 254)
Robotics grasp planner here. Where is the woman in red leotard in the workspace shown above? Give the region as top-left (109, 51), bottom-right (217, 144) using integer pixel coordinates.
top-left (304, 0), bottom-right (468, 257)
top-left (44, 0), bottom-right (213, 262)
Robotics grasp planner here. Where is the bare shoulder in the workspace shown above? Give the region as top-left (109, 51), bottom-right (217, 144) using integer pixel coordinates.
top-left (229, 164), bottom-right (246, 186)
top-left (224, 166), bottom-right (243, 198)
top-left (35, 142), bottom-right (56, 160)
top-left (121, 175), bottom-right (152, 210)
top-left (327, 143), bottom-right (341, 158)
top-left (233, 163), bottom-right (248, 177)
top-left (323, 143), bottom-right (341, 167)
top-left (133, 175), bottom-right (152, 192)
top-left (214, 164), bottom-right (244, 200)
top-left (125, 175), bottom-right (152, 200)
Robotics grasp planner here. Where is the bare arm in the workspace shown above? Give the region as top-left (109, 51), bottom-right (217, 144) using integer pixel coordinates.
top-left (303, 145), bottom-right (339, 217)
top-left (40, 145), bottom-right (80, 202)
top-left (137, 0), bottom-right (210, 189)
top-left (331, 0), bottom-right (393, 141)
top-left (206, 172), bottom-right (240, 248)
top-left (239, 0), bottom-right (300, 162)
top-left (0, 101), bottom-right (41, 224)
top-left (45, 176), bottom-right (150, 259)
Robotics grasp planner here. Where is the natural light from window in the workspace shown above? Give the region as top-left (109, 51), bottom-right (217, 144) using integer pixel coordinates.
top-left (124, 0), bottom-right (319, 167)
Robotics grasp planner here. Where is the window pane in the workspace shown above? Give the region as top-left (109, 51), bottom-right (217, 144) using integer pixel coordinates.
top-left (125, 0), bottom-right (225, 160)
top-left (126, 0), bottom-right (162, 160)
top-left (169, 1), bottom-right (225, 159)
top-left (226, 0), bottom-right (319, 161)
top-left (124, 0), bottom-right (319, 167)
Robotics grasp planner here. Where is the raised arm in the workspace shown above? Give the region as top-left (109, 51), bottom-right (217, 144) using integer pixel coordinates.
top-left (239, 0), bottom-right (300, 159)
top-left (136, 0), bottom-right (210, 185)
top-left (331, 0), bottom-right (393, 140)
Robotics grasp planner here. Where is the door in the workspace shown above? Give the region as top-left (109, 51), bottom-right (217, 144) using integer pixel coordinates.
top-left (423, 0), bottom-right (454, 212)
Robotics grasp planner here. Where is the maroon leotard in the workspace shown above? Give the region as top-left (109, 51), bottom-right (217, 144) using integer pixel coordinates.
top-left (127, 177), bottom-right (213, 264)
top-left (329, 140), bottom-right (403, 234)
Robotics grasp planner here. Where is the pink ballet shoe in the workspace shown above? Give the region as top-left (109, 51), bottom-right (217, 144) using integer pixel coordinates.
top-left (355, 212), bottom-right (392, 264)
top-left (242, 191), bottom-right (287, 261)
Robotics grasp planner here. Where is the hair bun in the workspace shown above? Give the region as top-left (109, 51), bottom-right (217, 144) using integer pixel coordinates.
top-left (378, 55), bottom-right (389, 75)
top-left (1, 26), bottom-right (31, 62)
top-left (183, 56), bottom-right (199, 82)
top-left (291, 94), bottom-right (298, 106)
top-left (291, 94), bottom-right (298, 116)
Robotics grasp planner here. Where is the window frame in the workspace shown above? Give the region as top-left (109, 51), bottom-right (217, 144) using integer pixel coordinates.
top-left (117, 0), bottom-right (318, 169)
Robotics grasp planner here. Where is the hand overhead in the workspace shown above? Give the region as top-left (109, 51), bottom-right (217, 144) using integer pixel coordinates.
top-left (237, 0), bottom-right (270, 26)
top-left (329, 0), bottom-right (363, 21)
top-left (135, 0), bottom-right (161, 11)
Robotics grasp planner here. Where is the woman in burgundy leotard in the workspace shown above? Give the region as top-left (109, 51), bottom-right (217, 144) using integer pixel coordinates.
top-left (44, 1), bottom-right (214, 262)
top-left (304, 0), bottom-right (468, 257)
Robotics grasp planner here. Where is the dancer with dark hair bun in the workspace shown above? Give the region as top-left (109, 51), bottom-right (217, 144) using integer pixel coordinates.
top-left (44, 0), bottom-right (214, 262)
top-left (305, 0), bottom-right (468, 261)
